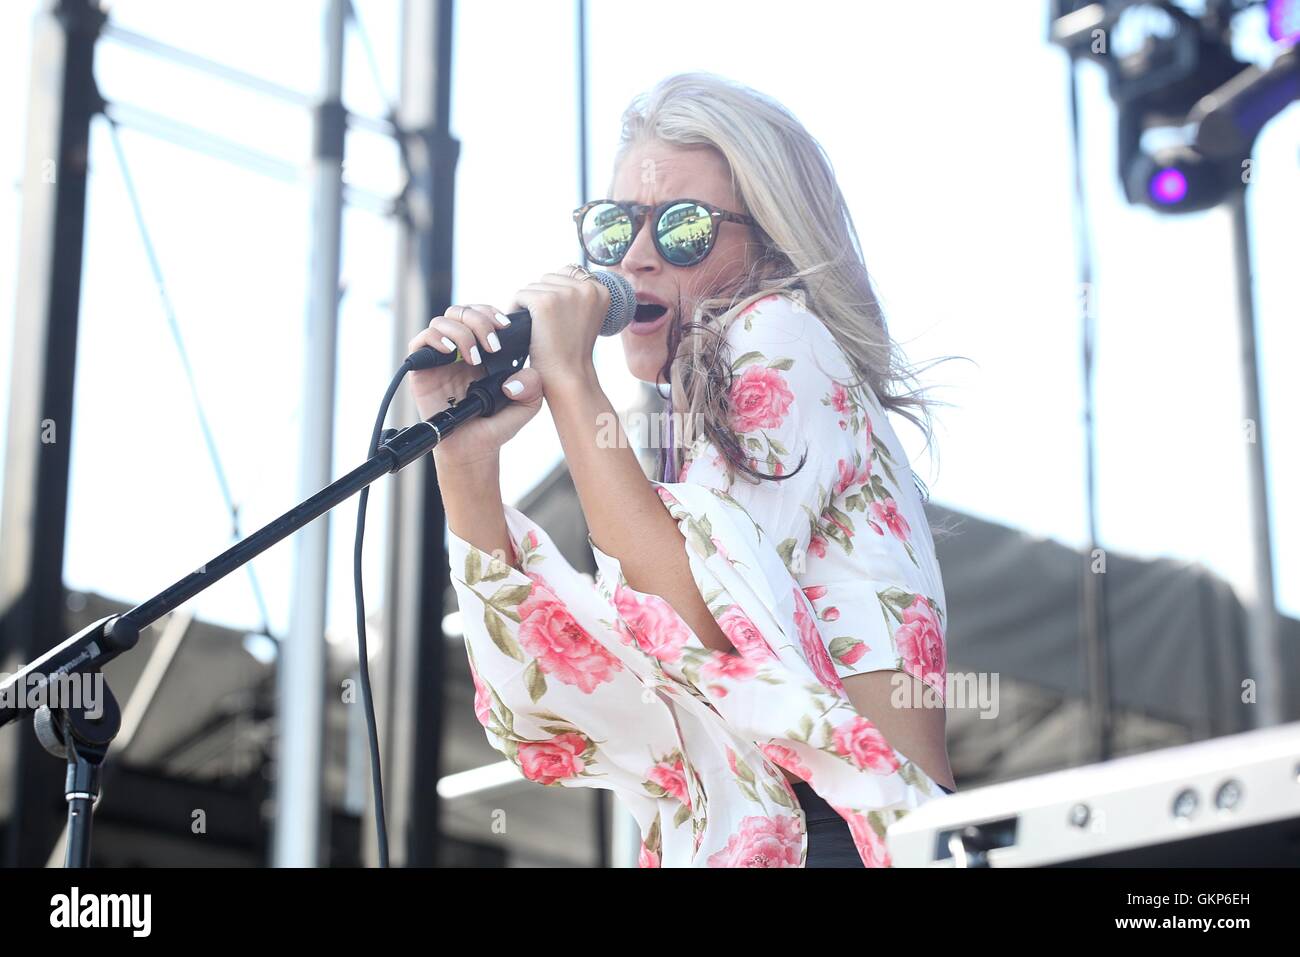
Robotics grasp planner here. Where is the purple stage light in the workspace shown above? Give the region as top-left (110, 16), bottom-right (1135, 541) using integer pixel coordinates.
top-left (1149, 167), bottom-right (1189, 205)
top-left (1268, 0), bottom-right (1300, 44)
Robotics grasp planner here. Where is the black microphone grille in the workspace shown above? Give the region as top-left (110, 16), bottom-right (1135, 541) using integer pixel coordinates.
top-left (592, 269), bottom-right (636, 336)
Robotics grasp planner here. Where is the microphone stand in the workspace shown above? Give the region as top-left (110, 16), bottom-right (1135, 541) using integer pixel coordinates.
top-left (0, 343), bottom-right (525, 867)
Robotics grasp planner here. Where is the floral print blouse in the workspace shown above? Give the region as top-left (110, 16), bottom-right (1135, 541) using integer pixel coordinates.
top-left (446, 291), bottom-right (950, 867)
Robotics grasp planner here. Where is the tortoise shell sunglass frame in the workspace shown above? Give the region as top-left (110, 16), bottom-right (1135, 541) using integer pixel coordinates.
top-left (572, 198), bottom-right (758, 268)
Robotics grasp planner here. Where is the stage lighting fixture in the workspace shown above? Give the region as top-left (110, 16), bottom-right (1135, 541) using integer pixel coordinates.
top-left (1150, 165), bottom-right (1189, 202)
top-left (1055, 1), bottom-right (1244, 115)
top-left (1125, 145), bottom-right (1233, 211)
top-left (1268, 0), bottom-right (1300, 44)
top-left (1191, 43), bottom-right (1300, 159)
top-left (1051, 0), bottom-right (1292, 214)
top-left (1108, 2), bottom-right (1200, 101)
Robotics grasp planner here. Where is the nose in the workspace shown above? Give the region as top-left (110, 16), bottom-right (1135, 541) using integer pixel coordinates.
top-left (618, 214), bottom-right (661, 277)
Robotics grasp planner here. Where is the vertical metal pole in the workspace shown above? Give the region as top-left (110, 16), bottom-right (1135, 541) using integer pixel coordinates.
top-left (374, 0), bottom-right (457, 867)
top-left (576, 0), bottom-right (589, 223)
top-left (0, 0), bottom-right (104, 868)
top-left (1227, 187), bottom-right (1283, 728)
top-left (1065, 56), bottom-right (1113, 763)
top-left (273, 0), bottom-right (346, 867)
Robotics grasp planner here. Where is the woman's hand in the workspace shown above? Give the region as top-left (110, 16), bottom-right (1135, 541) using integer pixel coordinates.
top-left (406, 304), bottom-right (543, 468)
top-left (507, 267), bottom-right (611, 393)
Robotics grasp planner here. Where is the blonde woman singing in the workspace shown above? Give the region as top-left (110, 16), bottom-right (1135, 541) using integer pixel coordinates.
top-left (407, 73), bottom-right (957, 867)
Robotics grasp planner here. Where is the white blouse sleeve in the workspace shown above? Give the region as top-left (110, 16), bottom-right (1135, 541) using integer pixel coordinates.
top-left (448, 507), bottom-right (730, 866)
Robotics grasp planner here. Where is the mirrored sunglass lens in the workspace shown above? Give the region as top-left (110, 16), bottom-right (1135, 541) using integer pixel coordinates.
top-left (657, 203), bottom-right (713, 265)
top-left (581, 204), bottom-right (632, 264)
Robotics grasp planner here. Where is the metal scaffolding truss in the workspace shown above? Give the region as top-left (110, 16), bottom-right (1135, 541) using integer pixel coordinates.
top-left (0, 0), bottom-right (463, 868)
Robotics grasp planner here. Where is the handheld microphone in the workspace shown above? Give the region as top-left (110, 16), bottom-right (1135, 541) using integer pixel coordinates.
top-left (393, 269), bottom-right (637, 448)
top-left (404, 269), bottom-right (636, 371)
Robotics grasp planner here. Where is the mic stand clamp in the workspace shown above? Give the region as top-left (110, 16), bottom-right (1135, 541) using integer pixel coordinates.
top-left (32, 669), bottom-right (122, 868)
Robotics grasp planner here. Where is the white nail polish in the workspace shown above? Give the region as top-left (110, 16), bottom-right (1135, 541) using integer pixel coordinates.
top-left (469, 345), bottom-right (481, 365)
top-left (487, 331), bottom-right (501, 352)
top-left (440, 336), bottom-right (457, 351)
top-left (494, 311), bottom-right (511, 327)
top-left (503, 379), bottom-right (524, 396)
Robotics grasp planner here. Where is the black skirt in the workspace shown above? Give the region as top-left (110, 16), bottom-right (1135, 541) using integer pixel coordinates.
top-left (792, 779), bottom-right (955, 868)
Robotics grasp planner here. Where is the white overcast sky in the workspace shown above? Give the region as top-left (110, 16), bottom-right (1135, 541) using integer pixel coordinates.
top-left (1, 0), bottom-right (1296, 653)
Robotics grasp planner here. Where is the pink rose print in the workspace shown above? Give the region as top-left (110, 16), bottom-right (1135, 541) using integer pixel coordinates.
top-left (717, 605), bottom-right (777, 661)
top-left (830, 381), bottom-right (851, 415)
top-left (894, 597), bottom-right (947, 696)
top-left (792, 588), bottom-right (845, 694)
top-left (870, 498), bottom-right (911, 542)
top-left (613, 586), bottom-right (692, 663)
top-left (802, 584), bottom-right (827, 601)
top-left (834, 458), bottom-right (856, 495)
top-left (467, 657), bottom-right (492, 727)
top-left (701, 650), bottom-right (759, 682)
top-left (831, 804), bottom-right (892, 867)
top-left (517, 580), bottom-right (623, 693)
top-left (726, 746), bottom-right (742, 777)
top-left (822, 607), bottom-right (840, 622)
top-left (825, 510), bottom-right (855, 540)
top-left (648, 755), bottom-right (692, 807)
top-left (654, 486), bottom-right (680, 508)
top-left (709, 535), bottom-right (732, 562)
top-left (759, 743), bottom-right (812, 781)
top-left (832, 715), bottom-right (901, 774)
top-left (522, 568), bottom-right (552, 588)
top-left (729, 365), bottom-right (795, 433)
top-left (638, 842), bottom-right (660, 868)
top-left (524, 530), bottom-right (539, 550)
top-left (838, 639), bottom-right (870, 666)
top-left (516, 733), bottom-right (588, 785)
top-left (834, 458), bottom-right (871, 496)
top-left (706, 814), bottom-right (803, 867)
top-left (707, 684), bottom-right (729, 698)
top-left (808, 535), bottom-right (828, 559)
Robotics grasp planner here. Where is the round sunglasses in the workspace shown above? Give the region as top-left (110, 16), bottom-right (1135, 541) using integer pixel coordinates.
top-left (572, 198), bottom-right (757, 268)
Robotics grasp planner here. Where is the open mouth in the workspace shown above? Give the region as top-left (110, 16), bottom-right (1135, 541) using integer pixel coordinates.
top-left (634, 303), bottom-right (668, 323)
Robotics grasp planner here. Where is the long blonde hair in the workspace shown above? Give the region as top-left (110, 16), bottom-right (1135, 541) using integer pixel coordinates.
top-left (615, 72), bottom-right (962, 503)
